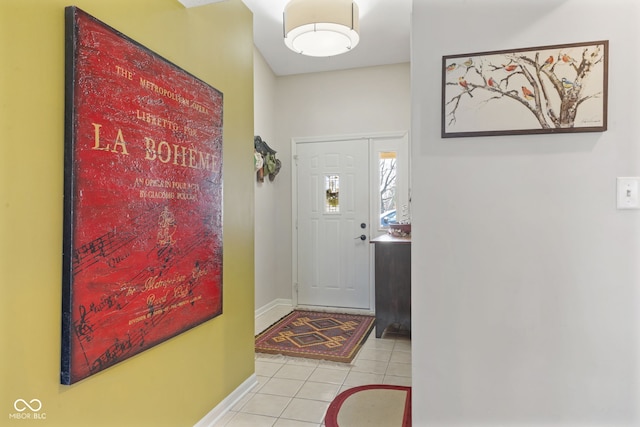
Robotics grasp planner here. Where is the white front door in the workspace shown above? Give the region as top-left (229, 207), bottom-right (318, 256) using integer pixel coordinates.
top-left (295, 139), bottom-right (370, 309)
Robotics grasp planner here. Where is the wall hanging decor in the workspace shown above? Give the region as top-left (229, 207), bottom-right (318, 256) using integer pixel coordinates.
top-left (254, 136), bottom-right (281, 182)
top-left (442, 40), bottom-right (608, 138)
top-left (62, 7), bottom-right (223, 384)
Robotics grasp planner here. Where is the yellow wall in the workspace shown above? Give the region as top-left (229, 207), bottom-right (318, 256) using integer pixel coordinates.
top-left (0, 1), bottom-right (254, 426)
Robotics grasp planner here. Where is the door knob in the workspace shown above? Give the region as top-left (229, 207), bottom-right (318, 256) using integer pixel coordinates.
top-left (355, 234), bottom-right (366, 241)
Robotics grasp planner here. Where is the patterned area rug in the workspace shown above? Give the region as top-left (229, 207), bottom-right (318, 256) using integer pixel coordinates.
top-left (325, 385), bottom-right (412, 427)
top-left (255, 310), bottom-right (375, 363)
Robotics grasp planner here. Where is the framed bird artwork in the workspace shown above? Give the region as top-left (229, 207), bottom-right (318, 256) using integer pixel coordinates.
top-left (441, 40), bottom-right (608, 138)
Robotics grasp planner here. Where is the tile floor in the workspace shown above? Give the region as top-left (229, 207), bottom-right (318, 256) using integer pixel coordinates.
top-left (213, 306), bottom-right (412, 427)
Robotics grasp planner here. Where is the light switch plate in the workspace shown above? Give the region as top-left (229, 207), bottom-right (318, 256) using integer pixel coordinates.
top-left (617, 177), bottom-right (640, 209)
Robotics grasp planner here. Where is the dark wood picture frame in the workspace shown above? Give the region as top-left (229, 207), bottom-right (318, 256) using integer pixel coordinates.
top-left (62, 7), bottom-right (224, 384)
top-left (442, 40), bottom-right (608, 138)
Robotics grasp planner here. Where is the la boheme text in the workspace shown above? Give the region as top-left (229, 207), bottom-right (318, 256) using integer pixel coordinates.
top-left (90, 123), bottom-right (217, 172)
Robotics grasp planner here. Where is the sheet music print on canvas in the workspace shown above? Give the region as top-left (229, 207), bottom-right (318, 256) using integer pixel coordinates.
top-left (62, 7), bottom-right (223, 384)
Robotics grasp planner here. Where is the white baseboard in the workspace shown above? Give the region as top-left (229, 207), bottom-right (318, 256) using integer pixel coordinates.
top-left (294, 304), bottom-right (374, 316)
top-left (194, 301), bottom-right (294, 427)
top-left (255, 298), bottom-right (293, 318)
top-left (193, 374), bottom-right (258, 427)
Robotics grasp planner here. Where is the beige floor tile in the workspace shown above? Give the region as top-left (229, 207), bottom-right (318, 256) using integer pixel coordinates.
top-left (225, 412), bottom-right (278, 427)
top-left (356, 348), bottom-right (392, 363)
top-left (242, 394), bottom-right (292, 418)
top-left (280, 398), bottom-right (330, 424)
top-left (343, 371), bottom-right (385, 387)
top-left (285, 357), bottom-right (320, 368)
top-left (256, 360), bottom-right (285, 377)
top-left (336, 384), bottom-right (354, 396)
top-left (386, 362), bottom-right (411, 377)
top-left (273, 419), bottom-right (320, 427)
top-left (314, 360), bottom-right (351, 371)
top-left (259, 378), bottom-right (305, 397)
top-left (256, 353), bottom-right (288, 363)
top-left (393, 339), bottom-right (412, 352)
top-left (295, 381), bottom-right (340, 402)
top-left (390, 350), bottom-right (412, 364)
top-left (231, 391), bottom-right (255, 411)
top-left (350, 358), bottom-right (388, 375)
top-left (273, 364), bottom-right (315, 381)
top-left (307, 367), bottom-right (349, 384)
top-left (318, 359), bottom-right (351, 371)
top-left (254, 376), bottom-right (270, 393)
top-left (362, 338), bottom-right (396, 351)
top-left (212, 410), bottom-right (236, 427)
top-left (382, 375), bottom-right (412, 387)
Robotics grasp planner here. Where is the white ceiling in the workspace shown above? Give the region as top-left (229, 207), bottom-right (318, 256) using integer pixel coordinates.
top-left (179, 0), bottom-right (412, 76)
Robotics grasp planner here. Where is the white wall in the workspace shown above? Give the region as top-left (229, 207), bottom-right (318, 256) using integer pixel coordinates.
top-left (254, 56), bottom-right (411, 312)
top-left (274, 63), bottom-right (411, 304)
top-left (253, 48), bottom-right (281, 311)
top-left (411, 0), bottom-right (640, 425)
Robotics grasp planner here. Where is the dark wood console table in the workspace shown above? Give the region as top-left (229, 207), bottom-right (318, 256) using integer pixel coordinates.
top-left (370, 234), bottom-right (411, 338)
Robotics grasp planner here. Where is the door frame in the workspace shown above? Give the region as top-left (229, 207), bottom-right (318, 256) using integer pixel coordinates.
top-left (291, 131), bottom-right (410, 312)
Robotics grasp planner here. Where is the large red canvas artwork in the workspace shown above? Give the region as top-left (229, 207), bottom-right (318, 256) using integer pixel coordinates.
top-left (61, 7), bottom-right (223, 384)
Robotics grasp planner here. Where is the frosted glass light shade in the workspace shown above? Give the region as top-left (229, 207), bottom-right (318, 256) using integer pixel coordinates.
top-left (284, 0), bottom-right (360, 57)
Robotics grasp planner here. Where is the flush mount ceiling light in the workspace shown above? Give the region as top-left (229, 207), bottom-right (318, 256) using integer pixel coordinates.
top-left (283, 0), bottom-right (360, 57)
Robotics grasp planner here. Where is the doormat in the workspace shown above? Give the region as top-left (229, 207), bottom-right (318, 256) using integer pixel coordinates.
top-left (325, 385), bottom-right (412, 427)
top-left (255, 310), bottom-right (375, 363)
